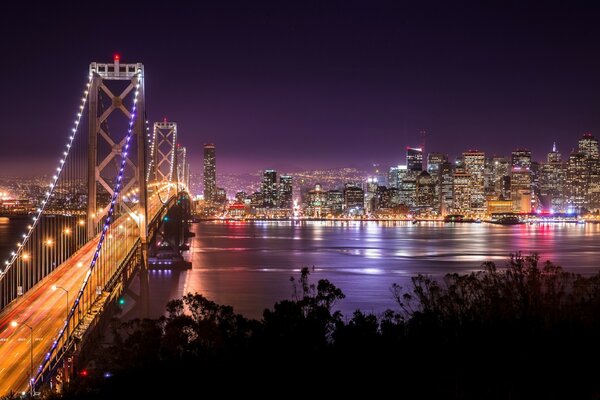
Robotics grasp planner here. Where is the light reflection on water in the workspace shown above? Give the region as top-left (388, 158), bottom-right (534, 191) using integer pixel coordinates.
top-left (139, 220), bottom-right (600, 319)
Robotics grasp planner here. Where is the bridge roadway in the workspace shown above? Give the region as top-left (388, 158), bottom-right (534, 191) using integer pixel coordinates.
top-left (0, 188), bottom-right (174, 395)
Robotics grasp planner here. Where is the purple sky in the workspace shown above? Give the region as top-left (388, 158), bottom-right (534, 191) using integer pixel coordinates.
top-left (2, 1), bottom-right (600, 175)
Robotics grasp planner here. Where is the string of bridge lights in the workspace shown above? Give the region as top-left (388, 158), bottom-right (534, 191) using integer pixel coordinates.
top-left (0, 74), bottom-right (93, 276)
top-left (146, 121), bottom-right (157, 182)
top-left (36, 69), bottom-right (143, 385)
top-left (169, 125), bottom-right (178, 191)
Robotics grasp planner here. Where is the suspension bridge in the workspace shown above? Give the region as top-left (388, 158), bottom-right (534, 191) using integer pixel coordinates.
top-left (0, 57), bottom-right (191, 396)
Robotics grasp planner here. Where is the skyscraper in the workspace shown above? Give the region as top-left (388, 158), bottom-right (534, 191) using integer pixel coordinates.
top-left (203, 143), bottom-right (216, 202)
top-left (279, 175), bottom-right (293, 209)
top-left (262, 170), bottom-right (278, 208)
top-left (406, 147), bottom-right (423, 172)
top-left (540, 143), bottom-right (565, 211)
top-left (463, 151), bottom-right (486, 213)
top-left (567, 152), bottom-right (587, 213)
top-left (427, 153), bottom-right (448, 213)
top-left (452, 169), bottom-right (471, 215)
top-left (578, 132), bottom-right (600, 210)
top-left (440, 161), bottom-right (454, 215)
top-left (427, 152), bottom-right (447, 175)
top-left (343, 183), bottom-right (364, 214)
top-left (511, 149), bottom-right (532, 169)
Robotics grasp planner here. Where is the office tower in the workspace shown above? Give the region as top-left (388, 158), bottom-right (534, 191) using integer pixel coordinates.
top-left (510, 150), bottom-right (532, 212)
top-left (463, 151), bottom-right (486, 213)
top-left (380, 187), bottom-right (400, 209)
top-left (511, 149), bottom-right (532, 169)
top-left (491, 157), bottom-right (510, 199)
top-left (452, 169), bottom-right (471, 215)
top-left (547, 142), bottom-right (561, 163)
top-left (371, 164), bottom-right (388, 186)
top-left (440, 161), bottom-right (454, 215)
top-left (261, 170), bottom-right (278, 208)
top-left (578, 133), bottom-right (600, 160)
top-left (540, 143), bottom-right (565, 211)
top-left (326, 190), bottom-right (344, 215)
top-left (365, 178), bottom-right (380, 213)
top-left (567, 152), bottom-right (587, 213)
top-left (427, 153), bottom-right (448, 213)
top-left (215, 187), bottom-right (227, 203)
top-left (305, 184), bottom-right (328, 217)
top-left (388, 166), bottom-right (400, 189)
top-left (511, 167), bottom-right (532, 213)
top-left (427, 152), bottom-right (447, 175)
top-left (278, 175), bottom-right (293, 209)
top-left (407, 147), bottom-right (423, 171)
top-left (578, 132), bottom-right (600, 210)
top-left (343, 183), bottom-right (364, 214)
top-left (203, 143), bottom-right (216, 202)
top-left (416, 171), bottom-right (435, 210)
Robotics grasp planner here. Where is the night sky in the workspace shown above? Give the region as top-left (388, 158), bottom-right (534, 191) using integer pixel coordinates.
top-left (2, 1), bottom-right (600, 175)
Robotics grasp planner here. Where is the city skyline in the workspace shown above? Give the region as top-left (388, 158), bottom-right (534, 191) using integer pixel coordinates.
top-left (3, 2), bottom-right (600, 175)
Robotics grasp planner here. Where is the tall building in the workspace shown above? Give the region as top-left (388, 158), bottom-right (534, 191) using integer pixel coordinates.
top-left (407, 147), bottom-right (423, 172)
top-left (440, 161), bottom-right (454, 215)
top-left (511, 167), bottom-right (532, 212)
top-left (326, 190), bottom-right (344, 215)
top-left (278, 175), bottom-right (293, 209)
top-left (371, 164), bottom-right (388, 186)
top-left (343, 183), bottom-right (364, 215)
top-left (578, 132), bottom-right (600, 210)
top-left (365, 178), bottom-right (380, 213)
top-left (463, 151), bottom-right (486, 213)
top-left (547, 142), bottom-right (561, 163)
top-left (567, 152), bottom-right (587, 213)
top-left (540, 143), bottom-right (565, 212)
top-left (510, 150), bottom-right (532, 213)
top-left (305, 184), bottom-right (328, 217)
top-left (511, 149), bottom-right (532, 169)
top-left (388, 166), bottom-right (401, 189)
top-left (427, 152), bottom-right (448, 175)
top-left (491, 157), bottom-right (510, 199)
top-left (416, 171), bottom-right (435, 211)
top-left (203, 144), bottom-right (216, 202)
top-left (261, 170), bottom-right (278, 208)
top-left (452, 169), bottom-right (471, 215)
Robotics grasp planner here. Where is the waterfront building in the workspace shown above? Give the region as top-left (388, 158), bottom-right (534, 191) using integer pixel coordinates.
top-left (452, 169), bottom-right (471, 214)
top-left (305, 183), bottom-right (328, 217)
top-left (343, 183), bottom-right (364, 215)
top-left (439, 161), bottom-right (454, 215)
top-left (203, 143), bottom-right (216, 202)
top-left (416, 171), bottom-right (435, 212)
top-left (539, 143), bottom-right (566, 212)
top-left (566, 152), bottom-right (587, 213)
top-left (326, 190), bottom-right (344, 215)
top-left (511, 167), bottom-right (531, 213)
top-left (578, 132), bottom-right (600, 210)
top-left (463, 150), bottom-right (486, 213)
top-left (278, 175), bottom-right (293, 209)
top-left (261, 170), bottom-right (278, 208)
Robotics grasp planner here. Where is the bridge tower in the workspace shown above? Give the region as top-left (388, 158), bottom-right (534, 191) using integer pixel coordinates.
top-left (177, 145), bottom-right (190, 191)
top-left (86, 56), bottom-right (149, 315)
top-left (152, 120), bottom-right (178, 185)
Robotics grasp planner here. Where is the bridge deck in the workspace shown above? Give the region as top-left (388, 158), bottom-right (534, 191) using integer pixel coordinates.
top-left (0, 189), bottom-right (175, 395)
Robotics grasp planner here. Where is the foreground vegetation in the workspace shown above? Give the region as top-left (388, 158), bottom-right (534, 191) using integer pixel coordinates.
top-left (13, 253), bottom-right (600, 399)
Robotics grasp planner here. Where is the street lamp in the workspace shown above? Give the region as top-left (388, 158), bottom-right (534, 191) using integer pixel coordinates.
top-left (11, 320), bottom-right (33, 396)
top-left (52, 285), bottom-right (69, 339)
